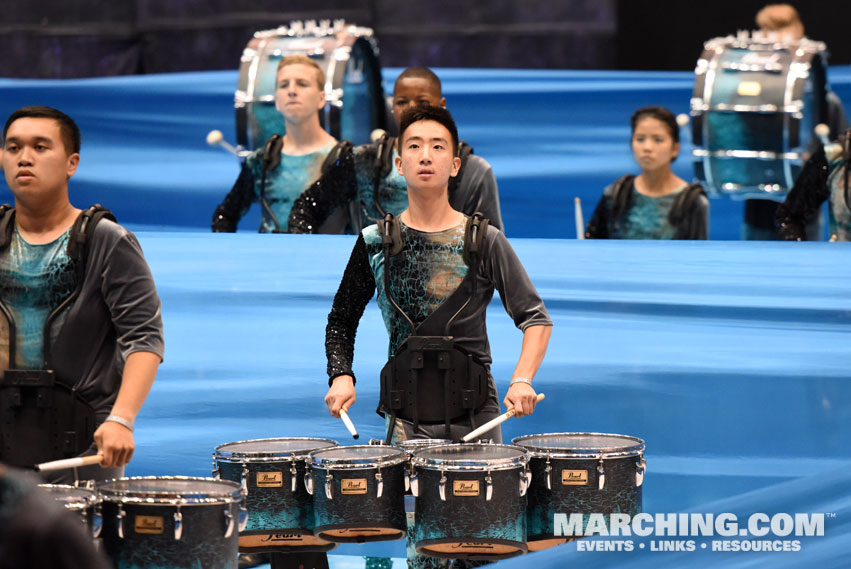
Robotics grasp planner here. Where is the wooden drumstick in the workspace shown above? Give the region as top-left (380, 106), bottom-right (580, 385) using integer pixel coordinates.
top-left (36, 455), bottom-right (103, 472)
top-left (462, 393), bottom-right (546, 442)
top-left (575, 198), bottom-right (584, 240)
top-left (340, 408), bottom-right (359, 440)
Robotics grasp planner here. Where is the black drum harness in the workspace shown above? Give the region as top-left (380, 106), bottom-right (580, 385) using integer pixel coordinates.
top-left (377, 211), bottom-right (491, 443)
top-left (0, 205), bottom-right (114, 466)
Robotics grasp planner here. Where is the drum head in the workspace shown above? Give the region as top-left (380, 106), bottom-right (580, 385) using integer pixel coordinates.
top-left (215, 437), bottom-right (338, 461)
top-left (394, 439), bottom-right (452, 453)
top-left (512, 432), bottom-right (645, 458)
top-left (309, 445), bottom-right (406, 468)
top-left (412, 443), bottom-right (527, 470)
top-left (98, 476), bottom-right (241, 504)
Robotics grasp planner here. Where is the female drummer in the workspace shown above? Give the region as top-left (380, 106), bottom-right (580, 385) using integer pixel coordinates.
top-left (585, 106), bottom-right (709, 239)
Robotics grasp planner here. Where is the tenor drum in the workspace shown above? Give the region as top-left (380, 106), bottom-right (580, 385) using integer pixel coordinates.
top-left (691, 32), bottom-right (828, 199)
top-left (411, 443), bottom-right (529, 560)
top-left (213, 437), bottom-right (338, 553)
top-left (512, 433), bottom-right (645, 551)
top-left (394, 438), bottom-right (452, 494)
top-left (236, 19), bottom-right (387, 150)
top-left (39, 483), bottom-right (102, 538)
top-left (98, 476), bottom-right (246, 569)
top-left (307, 445), bottom-right (407, 543)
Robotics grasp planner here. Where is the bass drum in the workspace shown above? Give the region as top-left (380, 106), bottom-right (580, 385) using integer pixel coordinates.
top-left (691, 32), bottom-right (828, 200)
top-left (235, 20), bottom-right (387, 150)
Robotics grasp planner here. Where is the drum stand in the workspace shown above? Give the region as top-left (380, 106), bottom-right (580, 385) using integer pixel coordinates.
top-left (268, 552), bottom-right (329, 569)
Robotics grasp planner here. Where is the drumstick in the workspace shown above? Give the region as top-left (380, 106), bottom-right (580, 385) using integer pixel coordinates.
top-left (574, 198), bottom-right (584, 240)
top-left (36, 455), bottom-right (103, 472)
top-left (462, 393), bottom-right (546, 442)
top-left (339, 408), bottom-right (359, 440)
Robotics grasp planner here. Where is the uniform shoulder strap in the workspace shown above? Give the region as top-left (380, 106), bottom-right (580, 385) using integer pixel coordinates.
top-left (376, 213), bottom-right (404, 256)
top-left (374, 134), bottom-right (397, 180)
top-left (668, 183), bottom-right (706, 229)
top-left (0, 204), bottom-right (14, 251)
top-left (320, 140), bottom-right (353, 175)
top-left (67, 204), bottom-right (117, 262)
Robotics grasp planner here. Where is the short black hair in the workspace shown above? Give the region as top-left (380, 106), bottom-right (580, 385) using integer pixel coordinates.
top-left (3, 106), bottom-right (81, 155)
top-left (395, 67), bottom-right (442, 95)
top-left (630, 106), bottom-right (680, 144)
top-left (397, 105), bottom-right (459, 156)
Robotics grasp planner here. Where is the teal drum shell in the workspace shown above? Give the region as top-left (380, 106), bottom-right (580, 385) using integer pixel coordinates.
top-left (512, 433), bottom-right (646, 551)
top-left (235, 21), bottom-right (387, 150)
top-left (39, 483), bottom-right (102, 539)
top-left (213, 437), bottom-right (338, 553)
top-left (308, 445), bottom-right (407, 543)
top-left (691, 34), bottom-right (828, 199)
top-left (97, 476), bottom-right (244, 569)
top-left (410, 443), bottom-right (530, 561)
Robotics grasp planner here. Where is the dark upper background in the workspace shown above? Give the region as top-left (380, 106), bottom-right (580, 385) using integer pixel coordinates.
top-left (1, 0), bottom-right (848, 78)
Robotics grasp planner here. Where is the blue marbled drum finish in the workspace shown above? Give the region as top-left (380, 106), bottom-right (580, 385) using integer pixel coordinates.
top-left (100, 501), bottom-right (238, 569)
top-left (311, 461), bottom-right (406, 543)
top-left (525, 455), bottom-right (642, 543)
top-left (413, 466), bottom-right (527, 560)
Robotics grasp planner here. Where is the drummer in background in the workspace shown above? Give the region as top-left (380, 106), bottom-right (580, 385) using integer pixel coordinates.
top-left (742, 3), bottom-right (849, 240)
top-left (0, 106), bottom-right (164, 484)
top-left (585, 106), bottom-right (709, 239)
top-left (0, 463), bottom-right (111, 568)
top-left (288, 66), bottom-right (504, 234)
top-left (323, 105), bottom-right (551, 444)
top-left (211, 55), bottom-right (352, 233)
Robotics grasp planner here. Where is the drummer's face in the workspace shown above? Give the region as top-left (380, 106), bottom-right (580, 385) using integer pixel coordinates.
top-left (632, 117), bottom-right (679, 171)
top-left (393, 77), bottom-right (446, 126)
top-left (275, 63), bottom-right (326, 122)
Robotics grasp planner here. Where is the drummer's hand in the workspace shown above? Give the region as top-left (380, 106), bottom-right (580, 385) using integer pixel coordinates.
top-left (504, 382), bottom-right (538, 418)
top-left (94, 420), bottom-right (135, 468)
top-left (325, 375), bottom-right (356, 418)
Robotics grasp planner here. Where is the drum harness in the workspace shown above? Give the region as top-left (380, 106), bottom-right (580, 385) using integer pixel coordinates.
top-left (0, 205), bottom-right (114, 466)
top-left (608, 174), bottom-right (707, 238)
top-left (258, 134), bottom-right (353, 233)
top-left (376, 210), bottom-right (492, 444)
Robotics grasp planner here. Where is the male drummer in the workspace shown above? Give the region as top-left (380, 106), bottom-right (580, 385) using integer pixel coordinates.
top-left (323, 105), bottom-right (551, 444)
top-left (288, 66), bottom-right (504, 234)
top-left (211, 54), bottom-right (351, 233)
top-left (0, 106), bottom-right (164, 483)
top-left (742, 4), bottom-right (849, 240)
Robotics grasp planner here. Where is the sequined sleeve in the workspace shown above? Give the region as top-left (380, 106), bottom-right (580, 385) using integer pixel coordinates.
top-left (325, 233), bottom-right (375, 384)
top-left (211, 161), bottom-right (256, 232)
top-left (776, 145), bottom-right (831, 241)
top-left (288, 145), bottom-right (357, 234)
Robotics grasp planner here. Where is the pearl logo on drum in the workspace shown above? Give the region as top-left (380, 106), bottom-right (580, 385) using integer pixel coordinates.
top-left (453, 480), bottom-right (480, 497)
top-left (256, 471), bottom-right (283, 488)
top-left (562, 470), bottom-right (589, 486)
top-left (341, 478), bottom-right (368, 495)
top-left (134, 515), bottom-right (165, 535)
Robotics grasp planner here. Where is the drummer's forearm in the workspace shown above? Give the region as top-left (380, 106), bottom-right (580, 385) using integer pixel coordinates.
top-left (511, 325), bottom-right (552, 381)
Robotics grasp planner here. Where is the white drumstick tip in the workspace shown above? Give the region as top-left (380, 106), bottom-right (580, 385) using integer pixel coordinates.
top-left (370, 128), bottom-right (387, 143)
top-left (340, 409), bottom-right (359, 439)
top-left (814, 123), bottom-right (830, 140)
top-left (206, 129), bottom-right (224, 146)
top-left (676, 114), bottom-right (690, 128)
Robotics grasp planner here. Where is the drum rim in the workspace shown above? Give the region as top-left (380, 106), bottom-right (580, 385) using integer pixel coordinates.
top-left (97, 475), bottom-right (243, 505)
top-left (38, 483), bottom-right (101, 507)
top-left (511, 432), bottom-right (645, 459)
top-left (411, 443), bottom-right (528, 471)
top-left (308, 445), bottom-right (407, 469)
top-left (214, 437), bottom-right (339, 462)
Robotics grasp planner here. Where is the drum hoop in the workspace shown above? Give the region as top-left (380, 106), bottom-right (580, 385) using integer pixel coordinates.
top-left (511, 432), bottom-right (645, 459)
top-left (308, 445), bottom-right (407, 469)
top-left (214, 437), bottom-right (339, 462)
top-left (97, 476), bottom-right (242, 505)
top-left (38, 483), bottom-right (101, 507)
top-left (410, 443), bottom-right (528, 471)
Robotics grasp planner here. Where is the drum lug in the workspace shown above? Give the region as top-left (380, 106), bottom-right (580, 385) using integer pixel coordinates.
top-left (404, 469), bottom-right (410, 493)
top-left (305, 467), bottom-right (314, 495)
top-left (545, 456), bottom-right (552, 491)
top-left (438, 471), bottom-right (447, 501)
top-left (519, 468), bottom-right (531, 497)
top-left (241, 464), bottom-right (250, 496)
top-left (116, 505), bottom-right (126, 539)
top-left (375, 469), bottom-right (384, 498)
top-left (212, 454), bottom-right (220, 479)
top-left (597, 458), bottom-right (606, 491)
top-left (174, 506), bottom-right (183, 541)
top-left (410, 470), bottom-right (419, 497)
top-left (635, 456), bottom-right (647, 487)
top-left (92, 503), bottom-right (103, 539)
top-left (325, 473), bottom-right (334, 500)
top-left (290, 459), bottom-right (298, 493)
top-left (238, 502), bottom-right (249, 532)
top-left (223, 507), bottom-right (234, 539)
top-left (485, 472), bottom-right (493, 502)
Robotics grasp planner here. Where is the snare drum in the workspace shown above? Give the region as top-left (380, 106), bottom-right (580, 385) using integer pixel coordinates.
top-left (98, 476), bottom-right (246, 569)
top-left (307, 445), bottom-right (407, 543)
top-left (236, 19), bottom-right (386, 150)
top-left (39, 484), bottom-right (102, 538)
top-left (512, 433), bottom-right (645, 551)
top-left (411, 443), bottom-right (529, 560)
top-left (213, 437), bottom-right (338, 553)
top-left (691, 32), bottom-right (828, 199)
